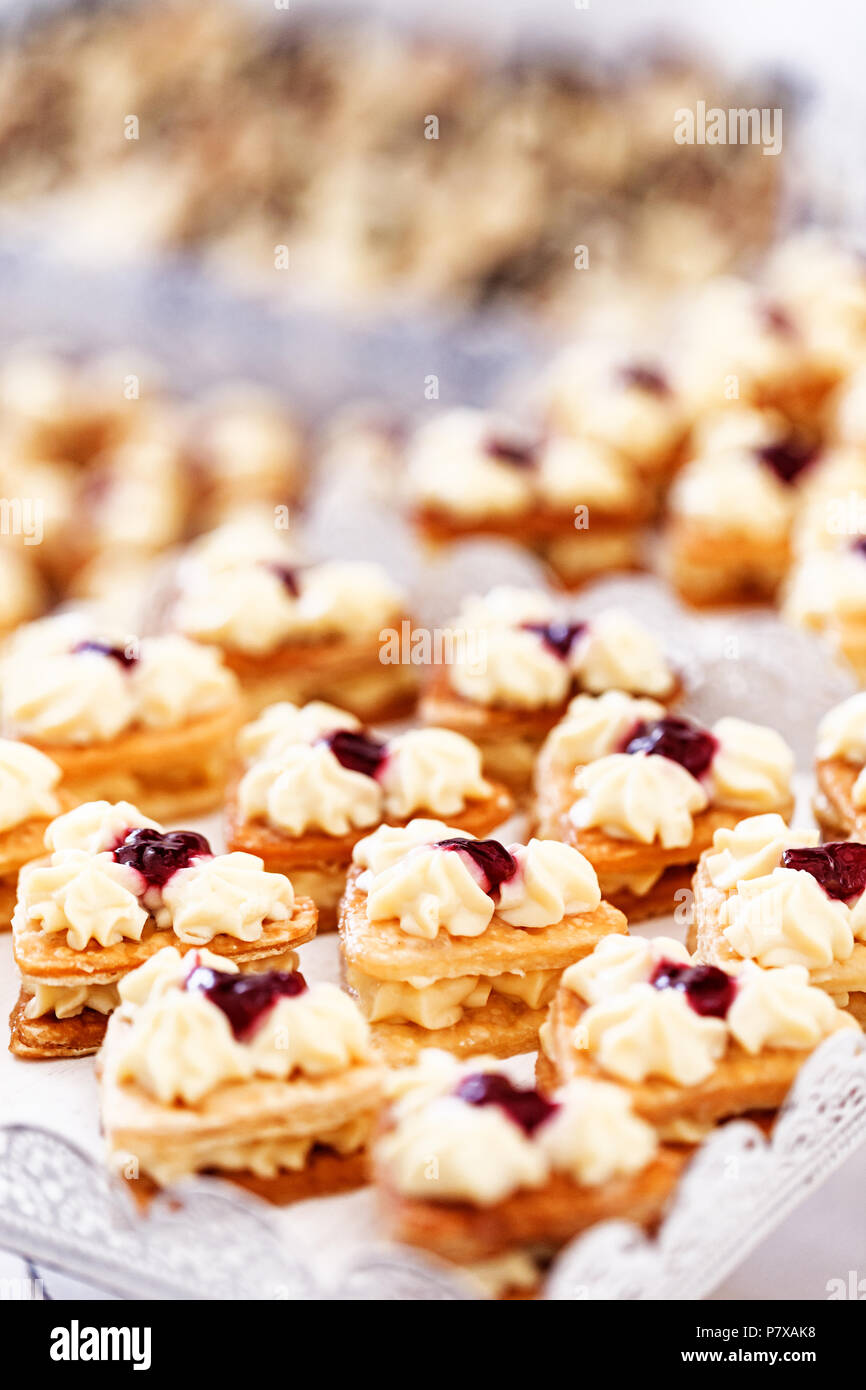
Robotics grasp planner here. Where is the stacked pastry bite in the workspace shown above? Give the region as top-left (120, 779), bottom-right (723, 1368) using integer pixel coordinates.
top-left (169, 516), bottom-right (416, 720)
top-left (813, 693), bottom-right (866, 838)
top-left (226, 700), bottom-right (512, 931)
top-left (372, 1049), bottom-right (684, 1298)
top-left (538, 933), bottom-right (857, 1141)
top-left (533, 691), bottom-right (795, 918)
top-left (98, 945), bottom-right (381, 1200)
top-left (690, 813), bottom-right (866, 1026)
top-left (338, 818), bottom-right (626, 1065)
top-left (420, 585), bottom-right (677, 798)
top-left (9, 800), bottom-right (316, 1059)
top-left (406, 408), bottom-right (652, 586)
top-left (0, 613), bottom-right (241, 818)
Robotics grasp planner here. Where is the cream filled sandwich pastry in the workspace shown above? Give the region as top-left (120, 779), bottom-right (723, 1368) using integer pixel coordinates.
top-left (0, 613), bottom-right (241, 818)
top-left (226, 700), bottom-right (513, 932)
top-left (533, 692), bottom-right (795, 919)
top-left (169, 517), bottom-right (417, 721)
top-left (373, 1049), bottom-right (684, 1298)
top-left (9, 800), bottom-right (317, 1060)
top-left (337, 819), bottom-right (626, 1067)
top-left (691, 813), bottom-right (866, 1026)
top-left (98, 945), bottom-right (382, 1201)
top-left (406, 408), bottom-right (652, 587)
top-left (539, 933), bottom-right (857, 1140)
top-left (420, 585), bottom-right (677, 798)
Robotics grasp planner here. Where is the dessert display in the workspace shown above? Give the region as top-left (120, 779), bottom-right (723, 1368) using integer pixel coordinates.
top-left (538, 933), bottom-right (857, 1139)
top-left (406, 409), bottom-right (652, 587)
top-left (0, 615), bottom-right (242, 818)
top-left (420, 586), bottom-right (677, 798)
top-left (9, 800), bottom-right (317, 1059)
top-left (532, 692), bottom-right (795, 918)
top-left (226, 700), bottom-right (513, 931)
top-left (99, 946), bottom-right (382, 1199)
top-left (690, 813), bottom-right (866, 1026)
top-left (813, 693), bottom-right (866, 838)
top-left (372, 1049), bottom-right (685, 1297)
top-left (0, 739), bottom-right (65, 928)
top-left (168, 517), bottom-right (417, 720)
top-left (337, 818), bottom-right (626, 1066)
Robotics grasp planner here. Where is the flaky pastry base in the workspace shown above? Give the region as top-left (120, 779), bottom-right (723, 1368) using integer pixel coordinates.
top-left (814, 756), bottom-right (866, 840)
top-left (663, 520), bottom-right (790, 608)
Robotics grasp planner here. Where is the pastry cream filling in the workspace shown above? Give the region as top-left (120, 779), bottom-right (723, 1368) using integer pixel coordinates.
top-left (0, 738), bottom-right (61, 833)
top-left (575, 984), bottom-right (728, 1086)
top-left (17, 852), bottom-right (148, 949)
top-left (122, 1114), bottom-right (376, 1188)
top-left (543, 691), bottom-right (665, 769)
top-left (379, 1054), bottom-right (658, 1205)
top-left (563, 934), bottom-right (690, 1005)
top-left (114, 975), bottom-right (372, 1105)
top-left (670, 448), bottom-right (794, 539)
top-left (722, 867), bottom-right (857, 969)
top-left (705, 815), bottom-right (819, 891)
top-left (570, 611), bottom-right (675, 698)
top-left (783, 550), bottom-right (866, 631)
top-left (347, 964), bottom-right (560, 1029)
top-left (238, 700), bottom-right (360, 762)
top-left (727, 961), bottom-right (859, 1053)
top-left (454, 587), bottom-right (559, 632)
top-left (129, 635), bottom-right (238, 728)
top-left (23, 980), bottom-right (120, 1020)
top-left (358, 825), bottom-right (601, 939)
top-left (536, 436), bottom-right (639, 511)
top-left (569, 751), bottom-right (708, 848)
top-left (407, 410), bottom-right (535, 519)
top-left (816, 692), bottom-right (866, 766)
top-left (544, 345), bottom-right (683, 465)
top-left (597, 868), bottom-right (668, 897)
top-left (378, 728), bottom-right (492, 820)
top-left (708, 717), bottom-right (794, 813)
top-left (450, 626), bottom-right (570, 710)
top-left (159, 852), bottom-right (294, 945)
top-left (175, 554), bottom-right (404, 654)
top-left (46, 800), bottom-right (160, 855)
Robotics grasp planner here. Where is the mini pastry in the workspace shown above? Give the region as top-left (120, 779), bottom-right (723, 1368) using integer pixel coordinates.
top-left (663, 429), bottom-right (818, 606)
top-left (782, 541), bottom-right (866, 684)
top-left (420, 586), bottom-right (677, 799)
top-left (185, 382), bottom-right (305, 524)
top-left (9, 800), bottom-right (317, 1059)
top-left (541, 346), bottom-right (687, 484)
top-left (226, 701), bottom-right (513, 931)
top-left (405, 409), bottom-right (651, 587)
top-left (338, 818), bottom-right (626, 1066)
top-left (373, 1049), bottom-right (684, 1297)
top-left (813, 693), bottom-right (866, 837)
top-left (0, 739), bottom-right (65, 928)
top-left (169, 517), bottom-right (417, 720)
top-left (533, 692), bottom-right (795, 919)
top-left (0, 614), bottom-right (241, 818)
top-left (690, 812), bottom-right (866, 1025)
top-left (98, 945), bottom-right (381, 1200)
top-left (539, 932), bottom-right (858, 1139)
top-left (764, 234), bottom-right (866, 384)
top-left (673, 276), bottom-right (833, 423)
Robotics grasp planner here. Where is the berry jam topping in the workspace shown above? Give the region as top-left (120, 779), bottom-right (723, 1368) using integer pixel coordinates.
top-left (759, 300), bottom-right (797, 337)
top-left (755, 436), bottom-right (817, 486)
top-left (620, 716), bottom-right (718, 779)
top-left (482, 433), bottom-right (539, 469)
top-left (319, 729), bottom-right (388, 779)
top-left (72, 640), bottom-right (138, 668)
top-left (455, 1072), bottom-right (558, 1135)
top-left (435, 837), bottom-right (517, 900)
top-left (186, 966), bottom-right (308, 1041)
top-left (619, 363), bottom-right (671, 397)
top-left (114, 828), bottom-right (212, 889)
top-left (781, 842), bottom-right (866, 902)
top-left (522, 620), bottom-right (586, 660)
top-left (650, 960), bottom-right (737, 1019)
top-left (851, 538), bottom-right (866, 558)
top-left (263, 562), bottom-right (300, 596)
